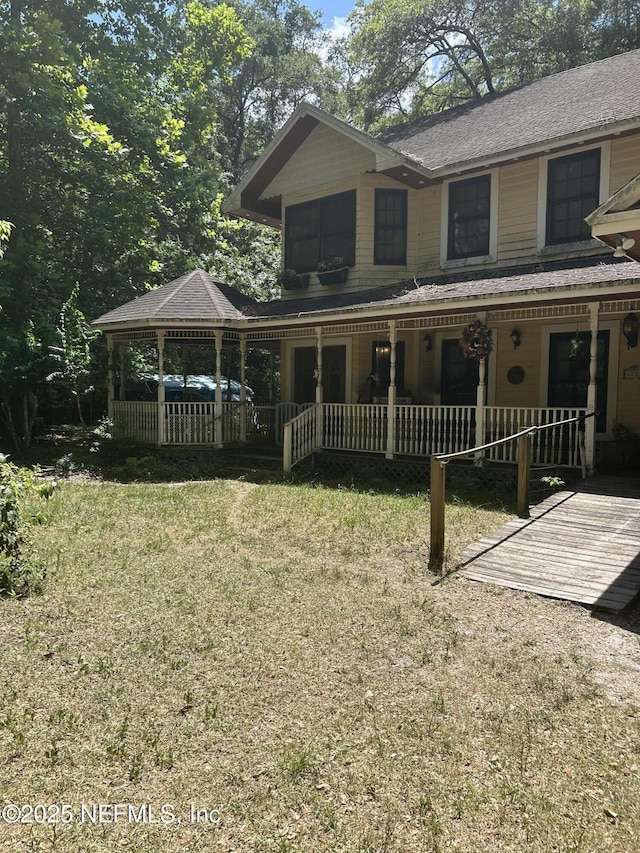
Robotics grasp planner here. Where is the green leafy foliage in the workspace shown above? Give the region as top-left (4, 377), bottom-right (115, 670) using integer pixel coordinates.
top-left (343, 0), bottom-right (640, 130)
top-left (47, 283), bottom-right (101, 427)
top-left (0, 454), bottom-right (55, 598)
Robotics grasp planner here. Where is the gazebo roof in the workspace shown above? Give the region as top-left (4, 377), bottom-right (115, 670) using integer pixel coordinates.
top-left (93, 269), bottom-right (258, 327)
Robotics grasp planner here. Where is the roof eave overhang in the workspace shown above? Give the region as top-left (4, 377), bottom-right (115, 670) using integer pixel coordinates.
top-left (243, 276), bottom-right (640, 330)
top-left (223, 102), bottom-right (433, 225)
top-left (94, 317), bottom-right (241, 334)
top-left (426, 118), bottom-right (640, 180)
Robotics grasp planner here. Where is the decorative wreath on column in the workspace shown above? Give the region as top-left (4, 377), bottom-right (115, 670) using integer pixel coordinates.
top-left (460, 319), bottom-right (494, 360)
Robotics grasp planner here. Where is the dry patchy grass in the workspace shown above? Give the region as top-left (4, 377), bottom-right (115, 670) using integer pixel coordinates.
top-left (0, 480), bottom-right (639, 852)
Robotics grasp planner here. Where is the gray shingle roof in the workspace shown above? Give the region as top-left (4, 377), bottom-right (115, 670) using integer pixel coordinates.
top-left (244, 259), bottom-right (640, 319)
top-left (93, 269), bottom-right (259, 326)
top-left (378, 50), bottom-right (640, 172)
top-left (93, 260), bottom-right (640, 330)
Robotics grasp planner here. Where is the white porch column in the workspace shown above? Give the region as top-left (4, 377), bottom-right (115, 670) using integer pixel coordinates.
top-left (315, 326), bottom-right (323, 448)
top-left (385, 320), bottom-right (397, 459)
top-left (119, 344), bottom-right (127, 401)
top-left (239, 334), bottom-right (247, 443)
top-left (585, 302), bottom-right (599, 475)
top-left (215, 330), bottom-right (223, 447)
top-left (157, 331), bottom-right (165, 447)
top-left (269, 351), bottom-right (275, 405)
top-left (107, 334), bottom-right (114, 422)
top-left (474, 358), bottom-right (487, 464)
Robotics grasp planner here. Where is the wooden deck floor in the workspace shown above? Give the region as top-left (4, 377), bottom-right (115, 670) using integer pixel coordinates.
top-left (460, 475), bottom-right (640, 611)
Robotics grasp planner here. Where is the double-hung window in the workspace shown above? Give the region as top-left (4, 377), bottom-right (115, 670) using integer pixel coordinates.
top-left (447, 175), bottom-right (491, 260)
top-left (374, 188), bottom-right (407, 265)
top-left (285, 191), bottom-right (356, 273)
top-left (545, 149), bottom-right (601, 245)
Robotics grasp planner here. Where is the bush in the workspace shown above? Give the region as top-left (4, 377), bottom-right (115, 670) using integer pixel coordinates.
top-left (0, 454), bottom-right (56, 598)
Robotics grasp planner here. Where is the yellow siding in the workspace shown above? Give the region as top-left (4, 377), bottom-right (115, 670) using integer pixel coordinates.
top-left (614, 314), bottom-right (640, 433)
top-left (261, 123), bottom-right (376, 200)
top-left (273, 128), bottom-right (640, 301)
top-left (610, 135), bottom-right (640, 194)
top-left (493, 322), bottom-right (543, 407)
top-left (415, 184), bottom-right (441, 274)
top-left (280, 173), bottom-right (421, 300)
top-left (497, 160), bottom-right (538, 261)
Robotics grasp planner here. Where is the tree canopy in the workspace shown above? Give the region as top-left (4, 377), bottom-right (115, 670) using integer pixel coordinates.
top-left (0, 0), bottom-right (639, 444)
top-left (343, 0), bottom-right (640, 130)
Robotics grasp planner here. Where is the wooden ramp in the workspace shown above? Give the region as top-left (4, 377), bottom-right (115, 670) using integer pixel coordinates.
top-left (460, 475), bottom-right (640, 611)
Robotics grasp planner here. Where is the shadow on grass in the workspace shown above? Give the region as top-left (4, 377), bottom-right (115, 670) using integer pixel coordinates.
top-left (10, 424), bottom-right (550, 513)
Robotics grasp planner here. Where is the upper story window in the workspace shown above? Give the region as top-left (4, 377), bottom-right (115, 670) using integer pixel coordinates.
top-left (285, 190), bottom-right (356, 273)
top-left (375, 189), bottom-right (407, 265)
top-left (447, 175), bottom-right (491, 260)
top-left (546, 149), bottom-right (601, 245)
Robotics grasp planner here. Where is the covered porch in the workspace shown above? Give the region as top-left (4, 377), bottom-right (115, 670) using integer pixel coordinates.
top-left (93, 267), bottom-right (640, 476)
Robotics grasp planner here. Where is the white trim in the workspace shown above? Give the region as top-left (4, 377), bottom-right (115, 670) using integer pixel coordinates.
top-left (539, 319), bottom-right (619, 435)
top-left (440, 169), bottom-right (499, 268)
top-left (536, 140), bottom-right (611, 252)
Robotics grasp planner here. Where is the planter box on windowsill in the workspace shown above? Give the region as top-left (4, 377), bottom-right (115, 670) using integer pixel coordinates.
top-left (280, 273), bottom-right (310, 291)
top-left (317, 266), bottom-right (349, 286)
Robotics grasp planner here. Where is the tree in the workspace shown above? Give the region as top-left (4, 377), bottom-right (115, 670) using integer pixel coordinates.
top-left (343, 0), bottom-right (640, 131)
top-left (47, 283), bottom-right (101, 427)
top-left (0, 0), bottom-right (254, 445)
top-left (217, 0), bottom-right (342, 179)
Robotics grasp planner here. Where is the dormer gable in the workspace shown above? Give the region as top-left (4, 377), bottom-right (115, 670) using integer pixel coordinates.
top-left (223, 102), bottom-right (431, 227)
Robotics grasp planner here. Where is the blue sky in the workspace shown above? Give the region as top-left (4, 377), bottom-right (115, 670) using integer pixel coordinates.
top-left (315, 0), bottom-right (356, 30)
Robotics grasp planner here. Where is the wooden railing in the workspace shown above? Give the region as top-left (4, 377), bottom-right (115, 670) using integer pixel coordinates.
top-left (484, 406), bottom-right (586, 466)
top-left (394, 405), bottom-right (474, 456)
top-left (112, 401), bottom-right (158, 444)
top-left (283, 405), bottom-right (318, 473)
top-left (323, 403), bottom-right (387, 452)
top-left (429, 411), bottom-right (597, 569)
top-left (165, 401), bottom-right (216, 444)
top-left (275, 402), bottom-right (313, 445)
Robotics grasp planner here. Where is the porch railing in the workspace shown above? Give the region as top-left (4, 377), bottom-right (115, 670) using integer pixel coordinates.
top-left (283, 405), bottom-right (318, 473)
top-left (283, 403), bottom-right (590, 473)
top-left (394, 405), bottom-right (475, 456)
top-left (113, 400), bottom-right (590, 471)
top-left (113, 401), bottom-right (158, 444)
top-left (323, 403), bottom-right (388, 453)
top-left (166, 401), bottom-right (216, 444)
top-left (484, 406), bottom-right (586, 466)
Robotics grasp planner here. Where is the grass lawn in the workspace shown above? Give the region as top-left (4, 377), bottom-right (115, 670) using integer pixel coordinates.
top-left (1, 477), bottom-right (639, 852)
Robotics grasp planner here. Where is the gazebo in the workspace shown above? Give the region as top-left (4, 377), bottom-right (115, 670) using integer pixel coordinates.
top-left (93, 269), bottom-right (289, 448)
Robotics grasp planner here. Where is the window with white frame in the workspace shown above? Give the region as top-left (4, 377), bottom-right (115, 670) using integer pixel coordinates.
top-left (447, 174), bottom-right (491, 260)
top-left (374, 188), bottom-right (407, 265)
top-left (545, 149), bottom-right (601, 245)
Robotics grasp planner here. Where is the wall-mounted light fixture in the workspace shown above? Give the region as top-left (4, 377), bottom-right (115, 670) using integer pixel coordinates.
top-left (613, 233), bottom-right (636, 258)
top-left (510, 328), bottom-right (522, 349)
top-left (423, 333), bottom-right (433, 353)
top-left (622, 313), bottom-right (639, 349)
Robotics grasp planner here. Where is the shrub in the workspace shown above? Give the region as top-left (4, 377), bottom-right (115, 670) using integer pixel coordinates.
top-left (0, 455), bottom-right (56, 598)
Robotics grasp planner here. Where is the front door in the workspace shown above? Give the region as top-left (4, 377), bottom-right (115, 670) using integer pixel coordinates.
top-left (548, 331), bottom-right (609, 432)
top-left (440, 338), bottom-right (480, 405)
top-left (293, 345), bottom-right (346, 404)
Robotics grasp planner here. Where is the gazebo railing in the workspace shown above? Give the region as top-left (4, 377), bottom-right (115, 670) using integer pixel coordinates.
top-left (112, 401), bottom-right (158, 444)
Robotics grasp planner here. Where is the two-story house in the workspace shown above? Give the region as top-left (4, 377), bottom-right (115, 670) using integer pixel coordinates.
top-left (95, 49), bottom-right (640, 474)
